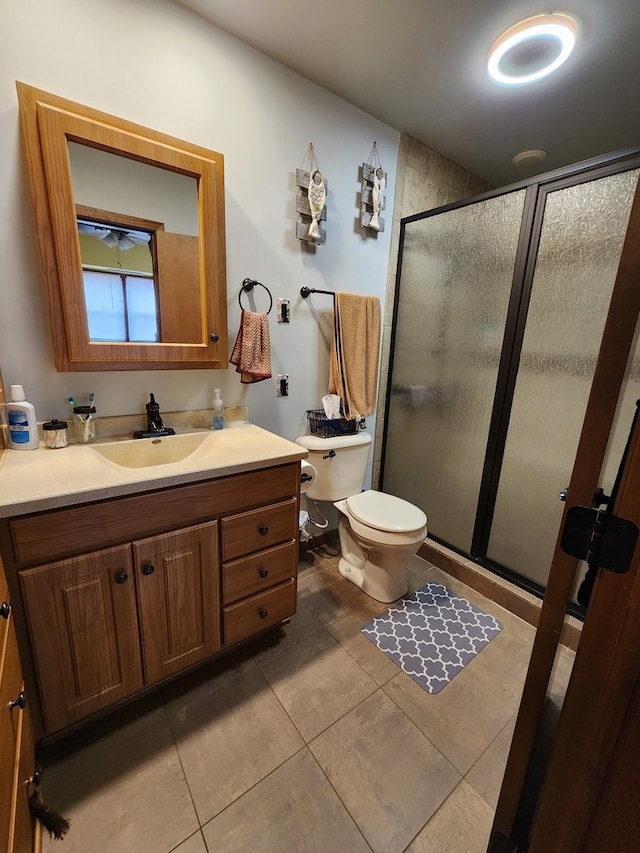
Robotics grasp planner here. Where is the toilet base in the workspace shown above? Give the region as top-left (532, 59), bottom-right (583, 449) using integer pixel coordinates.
top-left (336, 515), bottom-right (414, 603)
top-left (333, 497), bottom-right (427, 604)
top-left (338, 555), bottom-right (408, 603)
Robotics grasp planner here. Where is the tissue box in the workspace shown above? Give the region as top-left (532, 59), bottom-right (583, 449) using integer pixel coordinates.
top-left (306, 409), bottom-right (358, 438)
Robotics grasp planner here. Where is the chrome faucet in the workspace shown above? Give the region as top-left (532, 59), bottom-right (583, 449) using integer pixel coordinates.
top-left (134, 393), bottom-right (175, 438)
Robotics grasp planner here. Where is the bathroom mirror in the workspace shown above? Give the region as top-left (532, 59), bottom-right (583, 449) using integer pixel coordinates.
top-left (17, 82), bottom-right (228, 370)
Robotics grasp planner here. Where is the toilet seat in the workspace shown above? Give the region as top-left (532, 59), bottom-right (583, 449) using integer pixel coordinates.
top-left (345, 490), bottom-right (427, 533)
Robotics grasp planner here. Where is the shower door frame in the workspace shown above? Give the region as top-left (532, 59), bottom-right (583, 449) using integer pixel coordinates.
top-left (381, 147), bottom-right (640, 604)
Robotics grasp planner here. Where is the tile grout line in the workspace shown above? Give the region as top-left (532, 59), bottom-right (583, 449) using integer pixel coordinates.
top-left (161, 703), bottom-right (205, 848)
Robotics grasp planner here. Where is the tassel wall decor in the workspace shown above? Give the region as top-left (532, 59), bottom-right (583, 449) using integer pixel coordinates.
top-left (29, 784), bottom-right (71, 841)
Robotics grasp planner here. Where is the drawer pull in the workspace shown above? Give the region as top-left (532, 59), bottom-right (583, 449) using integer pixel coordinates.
top-left (10, 691), bottom-right (27, 710)
top-left (142, 563), bottom-right (155, 576)
top-left (0, 601), bottom-right (10, 619)
top-left (259, 568), bottom-right (269, 578)
top-left (115, 571), bottom-right (129, 584)
top-left (259, 525), bottom-right (269, 536)
top-left (259, 608), bottom-right (269, 620)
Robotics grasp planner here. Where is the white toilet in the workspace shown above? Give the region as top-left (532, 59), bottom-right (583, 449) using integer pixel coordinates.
top-left (295, 432), bottom-right (427, 602)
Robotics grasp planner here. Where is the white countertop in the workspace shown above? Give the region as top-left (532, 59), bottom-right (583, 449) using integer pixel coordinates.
top-left (0, 423), bottom-right (307, 518)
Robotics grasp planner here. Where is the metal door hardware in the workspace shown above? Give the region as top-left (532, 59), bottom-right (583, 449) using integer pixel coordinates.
top-left (561, 505), bottom-right (639, 575)
top-left (561, 401), bottom-right (640, 607)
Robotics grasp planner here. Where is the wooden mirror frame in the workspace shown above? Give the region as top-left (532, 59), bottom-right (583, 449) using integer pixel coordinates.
top-left (17, 82), bottom-right (228, 371)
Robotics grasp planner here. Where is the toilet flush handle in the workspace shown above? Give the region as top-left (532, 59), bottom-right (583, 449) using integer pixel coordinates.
top-left (323, 449), bottom-right (336, 460)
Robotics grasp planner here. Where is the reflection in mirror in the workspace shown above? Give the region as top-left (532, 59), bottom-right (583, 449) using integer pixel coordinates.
top-left (70, 142), bottom-right (201, 344)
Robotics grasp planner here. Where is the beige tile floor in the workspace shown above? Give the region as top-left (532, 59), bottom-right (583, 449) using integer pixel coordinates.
top-left (40, 545), bottom-right (557, 853)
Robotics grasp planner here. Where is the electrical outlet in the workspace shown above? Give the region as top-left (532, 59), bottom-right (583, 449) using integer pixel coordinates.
top-left (276, 374), bottom-right (289, 396)
top-left (277, 298), bottom-right (290, 323)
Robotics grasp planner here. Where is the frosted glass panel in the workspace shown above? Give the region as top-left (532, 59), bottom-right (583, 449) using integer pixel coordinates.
top-left (488, 169), bottom-right (639, 585)
top-left (383, 190), bottom-right (526, 551)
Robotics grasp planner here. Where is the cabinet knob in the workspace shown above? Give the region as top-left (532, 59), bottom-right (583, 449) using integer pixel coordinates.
top-left (259, 525), bottom-right (269, 536)
top-left (115, 571), bottom-right (129, 584)
top-left (10, 691), bottom-right (27, 710)
top-left (30, 768), bottom-right (42, 786)
top-left (0, 601), bottom-right (10, 619)
top-left (210, 332), bottom-right (219, 342)
top-left (142, 563), bottom-right (155, 576)
top-left (259, 608), bottom-right (268, 620)
top-left (259, 568), bottom-right (269, 578)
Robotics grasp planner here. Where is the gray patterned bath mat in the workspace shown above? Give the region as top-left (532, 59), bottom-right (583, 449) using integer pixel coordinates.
top-left (361, 583), bottom-right (502, 694)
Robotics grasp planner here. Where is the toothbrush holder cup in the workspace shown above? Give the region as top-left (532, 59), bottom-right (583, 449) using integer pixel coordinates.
top-left (73, 406), bottom-right (98, 443)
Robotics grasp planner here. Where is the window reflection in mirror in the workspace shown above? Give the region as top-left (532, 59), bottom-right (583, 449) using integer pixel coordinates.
top-left (78, 218), bottom-right (159, 342)
top-left (69, 142), bottom-right (201, 344)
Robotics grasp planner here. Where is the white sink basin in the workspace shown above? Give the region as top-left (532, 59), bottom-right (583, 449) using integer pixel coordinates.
top-left (90, 431), bottom-right (217, 468)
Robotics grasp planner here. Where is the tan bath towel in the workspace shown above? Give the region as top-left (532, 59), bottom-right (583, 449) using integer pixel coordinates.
top-left (329, 292), bottom-right (381, 420)
top-left (230, 309), bottom-right (272, 383)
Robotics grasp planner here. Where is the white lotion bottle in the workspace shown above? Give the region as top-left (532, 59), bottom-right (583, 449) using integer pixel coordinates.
top-left (212, 388), bottom-right (224, 430)
top-left (6, 384), bottom-right (39, 450)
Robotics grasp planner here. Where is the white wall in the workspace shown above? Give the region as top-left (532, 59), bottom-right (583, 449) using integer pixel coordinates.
top-left (0, 0), bottom-right (398, 445)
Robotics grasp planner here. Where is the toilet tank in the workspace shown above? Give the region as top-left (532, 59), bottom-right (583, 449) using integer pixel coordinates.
top-left (295, 432), bottom-right (372, 501)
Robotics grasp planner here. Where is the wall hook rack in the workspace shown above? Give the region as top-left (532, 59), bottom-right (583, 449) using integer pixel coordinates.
top-left (239, 278), bottom-right (273, 314)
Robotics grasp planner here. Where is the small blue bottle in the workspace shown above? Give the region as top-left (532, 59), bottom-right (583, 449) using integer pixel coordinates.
top-left (212, 388), bottom-right (224, 430)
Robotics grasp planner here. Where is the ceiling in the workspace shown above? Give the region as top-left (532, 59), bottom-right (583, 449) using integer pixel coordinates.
top-left (172, 0), bottom-right (640, 188)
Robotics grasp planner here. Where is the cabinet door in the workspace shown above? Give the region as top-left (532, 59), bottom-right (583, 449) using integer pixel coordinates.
top-left (1, 597), bottom-right (24, 853)
top-left (20, 544), bottom-right (143, 734)
top-left (11, 698), bottom-right (36, 853)
top-left (132, 521), bottom-right (220, 685)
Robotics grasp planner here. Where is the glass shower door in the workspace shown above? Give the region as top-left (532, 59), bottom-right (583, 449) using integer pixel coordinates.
top-left (486, 169), bottom-right (640, 586)
top-left (383, 189), bottom-right (527, 552)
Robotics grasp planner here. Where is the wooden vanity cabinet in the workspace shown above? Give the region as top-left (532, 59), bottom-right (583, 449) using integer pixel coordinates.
top-left (7, 463), bottom-right (299, 736)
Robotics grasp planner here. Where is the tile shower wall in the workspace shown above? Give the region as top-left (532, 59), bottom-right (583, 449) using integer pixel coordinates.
top-left (373, 135), bottom-right (491, 483)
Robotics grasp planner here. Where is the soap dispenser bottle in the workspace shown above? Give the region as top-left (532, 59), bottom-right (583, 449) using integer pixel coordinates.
top-left (6, 384), bottom-right (39, 450)
top-left (212, 388), bottom-right (224, 430)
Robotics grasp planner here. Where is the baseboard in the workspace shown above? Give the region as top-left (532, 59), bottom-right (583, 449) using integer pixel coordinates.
top-left (419, 540), bottom-right (582, 651)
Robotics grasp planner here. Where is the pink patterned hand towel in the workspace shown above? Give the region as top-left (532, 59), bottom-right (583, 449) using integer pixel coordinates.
top-left (230, 309), bottom-right (272, 383)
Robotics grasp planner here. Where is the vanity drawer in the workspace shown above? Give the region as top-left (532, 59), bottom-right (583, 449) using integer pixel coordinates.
top-left (221, 498), bottom-right (298, 561)
top-left (222, 540), bottom-right (297, 604)
top-left (222, 580), bottom-right (296, 646)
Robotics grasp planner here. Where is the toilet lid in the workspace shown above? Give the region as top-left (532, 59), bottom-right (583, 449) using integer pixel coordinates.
top-left (345, 490), bottom-right (427, 533)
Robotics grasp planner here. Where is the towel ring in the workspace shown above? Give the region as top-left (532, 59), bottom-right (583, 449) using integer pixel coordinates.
top-left (239, 278), bottom-right (273, 315)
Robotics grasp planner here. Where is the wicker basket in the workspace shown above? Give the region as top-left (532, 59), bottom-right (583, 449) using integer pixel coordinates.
top-left (306, 409), bottom-right (358, 438)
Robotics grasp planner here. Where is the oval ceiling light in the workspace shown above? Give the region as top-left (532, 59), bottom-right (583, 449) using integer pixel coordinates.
top-left (488, 13), bottom-right (577, 85)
